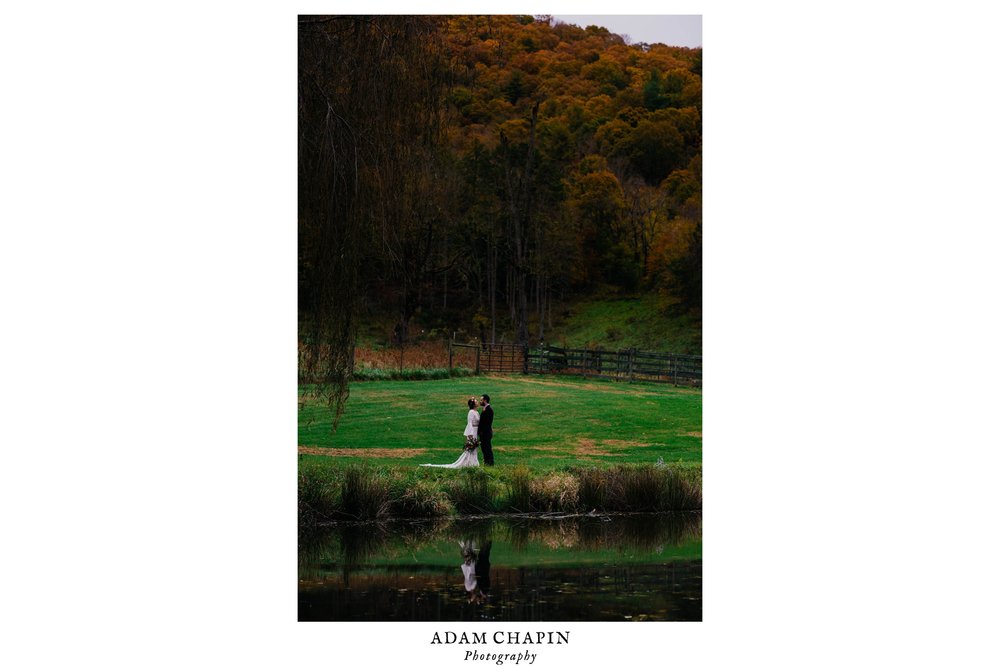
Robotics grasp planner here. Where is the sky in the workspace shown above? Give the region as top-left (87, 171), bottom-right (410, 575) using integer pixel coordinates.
top-left (552, 15), bottom-right (701, 48)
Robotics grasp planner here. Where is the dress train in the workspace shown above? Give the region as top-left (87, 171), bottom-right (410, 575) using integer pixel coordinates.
top-left (420, 448), bottom-right (480, 468)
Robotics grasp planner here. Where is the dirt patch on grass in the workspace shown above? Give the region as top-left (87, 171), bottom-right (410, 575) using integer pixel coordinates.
top-left (298, 446), bottom-right (427, 459)
top-left (504, 441), bottom-right (618, 457)
top-left (487, 376), bottom-right (664, 397)
top-left (683, 431), bottom-right (702, 438)
top-left (506, 386), bottom-right (564, 398)
top-left (603, 439), bottom-right (658, 448)
top-left (574, 438), bottom-right (617, 457)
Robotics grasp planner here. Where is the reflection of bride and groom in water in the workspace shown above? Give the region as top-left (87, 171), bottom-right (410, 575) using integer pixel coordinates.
top-left (299, 514), bottom-right (703, 621)
top-left (459, 539), bottom-right (491, 605)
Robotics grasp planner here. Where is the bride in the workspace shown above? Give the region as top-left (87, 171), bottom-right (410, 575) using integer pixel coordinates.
top-left (421, 397), bottom-right (481, 468)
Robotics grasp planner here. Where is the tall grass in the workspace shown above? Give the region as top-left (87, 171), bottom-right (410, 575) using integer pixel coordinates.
top-left (577, 467), bottom-right (609, 511)
top-left (352, 339), bottom-right (478, 381)
top-left (340, 466), bottom-right (392, 519)
top-left (352, 366), bottom-right (472, 381)
top-left (298, 468), bottom-right (338, 528)
top-left (298, 462), bottom-right (701, 523)
top-left (574, 464), bottom-right (702, 512)
top-left (391, 478), bottom-right (454, 517)
top-left (441, 468), bottom-right (500, 514)
top-left (354, 341), bottom-right (451, 369)
top-left (505, 465), bottom-right (533, 513)
top-left (534, 472), bottom-right (582, 511)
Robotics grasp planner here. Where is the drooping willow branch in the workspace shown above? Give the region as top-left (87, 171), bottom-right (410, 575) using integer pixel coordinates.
top-left (298, 16), bottom-right (446, 428)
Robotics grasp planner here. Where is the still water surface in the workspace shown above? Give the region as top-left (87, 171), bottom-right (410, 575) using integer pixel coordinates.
top-left (299, 513), bottom-right (701, 621)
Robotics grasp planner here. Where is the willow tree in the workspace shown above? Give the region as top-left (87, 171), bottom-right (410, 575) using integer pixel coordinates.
top-left (298, 15), bottom-right (445, 426)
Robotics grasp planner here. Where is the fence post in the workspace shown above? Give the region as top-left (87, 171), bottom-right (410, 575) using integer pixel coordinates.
top-left (627, 347), bottom-right (635, 383)
top-left (448, 339), bottom-right (453, 371)
top-left (523, 344), bottom-right (529, 374)
top-left (475, 345), bottom-right (481, 375)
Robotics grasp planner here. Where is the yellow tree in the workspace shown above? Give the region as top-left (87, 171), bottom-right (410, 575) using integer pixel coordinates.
top-left (566, 155), bottom-right (626, 285)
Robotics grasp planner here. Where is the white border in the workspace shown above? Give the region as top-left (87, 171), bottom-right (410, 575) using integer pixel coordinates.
top-left (3, 2), bottom-right (999, 666)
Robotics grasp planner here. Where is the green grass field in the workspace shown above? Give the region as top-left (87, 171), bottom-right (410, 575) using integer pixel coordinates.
top-left (299, 374), bottom-right (701, 470)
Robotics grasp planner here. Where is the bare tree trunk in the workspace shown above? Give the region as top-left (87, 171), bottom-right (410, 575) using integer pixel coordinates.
top-left (507, 266), bottom-right (515, 325)
top-left (489, 231), bottom-right (496, 344)
top-left (537, 274), bottom-right (545, 342)
top-left (499, 101), bottom-right (540, 348)
top-left (547, 289), bottom-right (553, 331)
top-left (516, 270), bottom-right (528, 345)
top-left (442, 233), bottom-right (448, 309)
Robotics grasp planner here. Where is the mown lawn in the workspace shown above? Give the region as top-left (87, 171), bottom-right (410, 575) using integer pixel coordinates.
top-left (299, 374), bottom-right (701, 470)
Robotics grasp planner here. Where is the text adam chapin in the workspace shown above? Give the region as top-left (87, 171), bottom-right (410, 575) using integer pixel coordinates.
top-left (430, 631), bottom-right (570, 665)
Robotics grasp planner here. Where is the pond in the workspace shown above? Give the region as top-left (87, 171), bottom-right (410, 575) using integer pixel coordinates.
top-left (299, 513), bottom-right (701, 621)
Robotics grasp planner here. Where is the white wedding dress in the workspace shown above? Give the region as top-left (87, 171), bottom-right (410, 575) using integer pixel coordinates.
top-left (460, 540), bottom-right (479, 591)
top-left (420, 408), bottom-right (480, 468)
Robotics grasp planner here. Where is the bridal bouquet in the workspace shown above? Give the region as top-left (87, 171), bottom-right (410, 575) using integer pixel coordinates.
top-left (464, 435), bottom-right (480, 452)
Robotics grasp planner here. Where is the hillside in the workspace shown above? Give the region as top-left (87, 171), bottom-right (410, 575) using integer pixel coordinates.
top-left (299, 15), bottom-right (703, 406)
top-left (357, 290), bottom-right (700, 356)
top-left (552, 294), bottom-right (700, 354)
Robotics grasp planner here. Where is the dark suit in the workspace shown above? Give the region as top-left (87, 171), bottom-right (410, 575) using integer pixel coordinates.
top-left (479, 404), bottom-right (494, 465)
top-left (475, 540), bottom-right (492, 594)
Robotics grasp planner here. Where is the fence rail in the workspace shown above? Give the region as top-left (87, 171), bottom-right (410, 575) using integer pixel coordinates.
top-left (449, 341), bottom-right (701, 386)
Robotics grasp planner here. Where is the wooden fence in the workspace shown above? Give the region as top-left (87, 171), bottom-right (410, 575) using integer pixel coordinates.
top-left (449, 341), bottom-right (701, 386)
top-left (450, 342), bottom-right (527, 374)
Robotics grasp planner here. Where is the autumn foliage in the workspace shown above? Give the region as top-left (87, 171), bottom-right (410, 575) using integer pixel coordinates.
top-left (437, 15), bottom-right (702, 315)
top-left (299, 15), bottom-right (701, 411)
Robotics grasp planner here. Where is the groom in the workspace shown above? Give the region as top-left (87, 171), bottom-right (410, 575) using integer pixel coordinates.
top-left (479, 394), bottom-right (495, 466)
